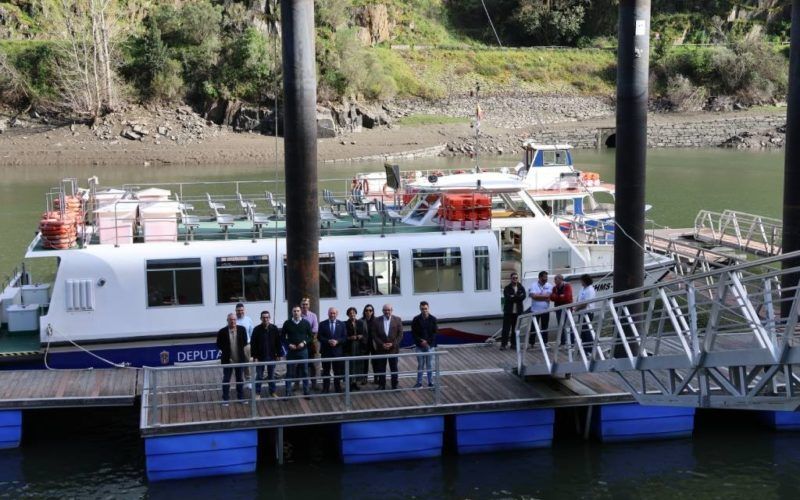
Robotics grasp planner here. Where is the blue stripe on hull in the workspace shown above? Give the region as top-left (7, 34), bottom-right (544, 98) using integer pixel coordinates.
top-left (32, 327), bottom-right (491, 369)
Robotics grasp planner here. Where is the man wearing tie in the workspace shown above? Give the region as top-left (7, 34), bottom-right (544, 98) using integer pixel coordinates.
top-left (372, 304), bottom-right (403, 390)
top-left (319, 307), bottom-right (347, 393)
top-left (216, 313), bottom-right (248, 406)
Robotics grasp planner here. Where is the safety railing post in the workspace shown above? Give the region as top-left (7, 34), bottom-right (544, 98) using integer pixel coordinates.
top-left (434, 352), bottom-right (441, 405)
top-left (250, 361), bottom-right (257, 418)
top-left (344, 357), bottom-right (351, 411)
top-left (149, 368), bottom-right (158, 427)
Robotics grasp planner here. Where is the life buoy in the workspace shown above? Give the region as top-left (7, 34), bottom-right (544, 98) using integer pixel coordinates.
top-left (350, 178), bottom-right (370, 195)
top-left (382, 183), bottom-right (394, 197)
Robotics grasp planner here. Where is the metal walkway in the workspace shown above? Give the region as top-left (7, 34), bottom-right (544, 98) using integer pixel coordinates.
top-left (517, 250), bottom-right (800, 411)
top-left (694, 209), bottom-right (782, 256)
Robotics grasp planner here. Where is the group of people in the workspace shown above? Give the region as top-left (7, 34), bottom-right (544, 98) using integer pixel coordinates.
top-left (215, 299), bottom-right (438, 405)
top-left (501, 271), bottom-right (597, 350)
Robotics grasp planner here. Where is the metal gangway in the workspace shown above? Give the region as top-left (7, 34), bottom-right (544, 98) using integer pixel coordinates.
top-left (516, 250), bottom-right (800, 411)
top-left (694, 209), bottom-right (782, 256)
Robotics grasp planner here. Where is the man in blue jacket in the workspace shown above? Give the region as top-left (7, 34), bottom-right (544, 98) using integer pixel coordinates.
top-left (319, 307), bottom-right (347, 393)
top-left (411, 301), bottom-right (438, 387)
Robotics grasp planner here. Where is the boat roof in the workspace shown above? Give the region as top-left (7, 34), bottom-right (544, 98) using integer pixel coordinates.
top-left (410, 172), bottom-right (524, 192)
top-left (521, 141), bottom-right (573, 151)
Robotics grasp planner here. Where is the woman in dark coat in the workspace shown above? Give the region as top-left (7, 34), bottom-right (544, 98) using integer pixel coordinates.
top-left (345, 306), bottom-right (369, 389)
top-left (361, 304), bottom-right (380, 385)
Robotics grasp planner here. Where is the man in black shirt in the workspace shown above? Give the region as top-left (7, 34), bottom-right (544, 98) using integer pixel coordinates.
top-left (501, 273), bottom-right (527, 350)
top-left (411, 301), bottom-right (438, 388)
top-left (251, 310), bottom-right (282, 398)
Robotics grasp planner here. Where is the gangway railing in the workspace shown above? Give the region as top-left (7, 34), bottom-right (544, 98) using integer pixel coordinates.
top-left (515, 250), bottom-right (800, 411)
top-left (694, 209), bottom-right (782, 256)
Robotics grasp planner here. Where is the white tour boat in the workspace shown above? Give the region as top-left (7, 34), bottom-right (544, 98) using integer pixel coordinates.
top-left (0, 176), bottom-right (672, 368)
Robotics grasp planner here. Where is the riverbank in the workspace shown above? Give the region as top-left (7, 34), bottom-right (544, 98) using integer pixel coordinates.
top-left (0, 103), bottom-right (787, 167)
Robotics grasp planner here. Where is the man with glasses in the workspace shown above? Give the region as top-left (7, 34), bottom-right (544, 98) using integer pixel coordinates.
top-left (501, 273), bottom-right (526, 350)
top-left (251, 310), bottom-right (281, 398)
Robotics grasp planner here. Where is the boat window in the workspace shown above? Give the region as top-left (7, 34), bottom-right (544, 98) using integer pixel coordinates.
top-left (146, 258), bottom-right (202, 307)
top-left (412, 247), bottom-right (463, 293)
top-left (282, 253), bottom-right (337, 299)
top-left (216, 256), bottom-right (270, 303)
top-left (349, 250), bottom-right (400, 297)
top-left (474, 246), bottom-right (490, 291)
top-left (543, 150), bottom-right (568, 166)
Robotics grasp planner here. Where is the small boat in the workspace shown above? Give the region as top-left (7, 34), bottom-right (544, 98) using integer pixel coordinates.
top-left (0, 176), bottom-right (672, 369)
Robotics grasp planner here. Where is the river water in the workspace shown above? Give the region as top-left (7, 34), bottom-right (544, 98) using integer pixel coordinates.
top-left (0, 148), bottom-right (794, 498)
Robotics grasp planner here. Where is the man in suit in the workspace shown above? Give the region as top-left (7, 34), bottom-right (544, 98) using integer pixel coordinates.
top-left (216, 313), bottom-right (248, 406)
top-left (318, 307), bottom-right (347, 393)
top-left (501, 272), bottom-right (527, 350)
top-left (250, 310), bottom-right (282, 398)
top-left (372, 303), bottom-right (403, 390)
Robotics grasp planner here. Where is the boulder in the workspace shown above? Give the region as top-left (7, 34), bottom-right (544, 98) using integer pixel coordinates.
top-left (354, 4), bottom-right (392, 46)
top-left (356, 103), bottom-right (390, 128)
top-left (317, 107), bottom-right (337, 138)
top-left (232, 106), bottom-right (264, 132)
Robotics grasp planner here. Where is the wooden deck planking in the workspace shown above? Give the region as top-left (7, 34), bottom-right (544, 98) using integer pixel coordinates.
top-left (0, 368), bottom-right (138, 408)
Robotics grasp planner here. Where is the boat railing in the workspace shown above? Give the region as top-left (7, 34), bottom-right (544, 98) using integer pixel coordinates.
top-left (140, 350), bottom-right (447, 428)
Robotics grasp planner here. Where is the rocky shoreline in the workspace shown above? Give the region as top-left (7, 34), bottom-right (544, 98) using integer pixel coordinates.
top-left (0, 95), bottom-right (788, 167)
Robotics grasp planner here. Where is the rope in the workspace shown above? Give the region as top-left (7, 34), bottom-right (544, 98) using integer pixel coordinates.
top-left (43, 325), bottom-right (134, 370)
top-left (480, 0), bottom-right (503, 48)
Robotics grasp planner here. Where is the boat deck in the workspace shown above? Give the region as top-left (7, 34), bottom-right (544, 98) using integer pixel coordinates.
top-left (140, 344), bottom-right (633, 436)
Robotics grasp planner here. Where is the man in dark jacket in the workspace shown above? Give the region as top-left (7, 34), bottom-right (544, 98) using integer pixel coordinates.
top-left (216, 313), bottom-right (248, 405)
top-left (281, 305), bottom-right (313, 397)
top-left (501, 273), bottom-right (527, 350)
top-left (372, 304), bottom-right (404, 390)
top-left (318, 307), bottom-right (347, 393)
top-left (250, 310), bottom-right (282, 398)
top-left (411, 301), bottom-right (437, 388)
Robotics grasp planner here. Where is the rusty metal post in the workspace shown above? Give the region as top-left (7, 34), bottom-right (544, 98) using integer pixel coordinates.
top-left (281, 0), bottom-right (320, 315)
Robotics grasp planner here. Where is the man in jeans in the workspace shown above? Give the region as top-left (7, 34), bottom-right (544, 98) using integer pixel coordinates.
top-left (250, 310), bottom-right (282, 398)
top-left (528, 271), bottom-right (553, 346)
top-left (411, 301), bottom-right (438, 388)
top-left (281, 305), bottom-right (313, 397)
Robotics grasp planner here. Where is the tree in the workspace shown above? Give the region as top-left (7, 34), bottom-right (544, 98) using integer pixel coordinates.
top-left (39, 0), bottom-right (119, 118)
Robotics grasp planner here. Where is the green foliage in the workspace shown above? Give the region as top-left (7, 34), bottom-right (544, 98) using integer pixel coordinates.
top-left (653, 40), bottom-right (788, 106)
top-left (513, 0), bottom-right (587, 46)
top-left (0, 40), bottom-right (58, 103)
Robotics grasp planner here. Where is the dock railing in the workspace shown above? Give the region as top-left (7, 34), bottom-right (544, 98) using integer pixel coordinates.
top-left (694, 209), bottom-right (782, 256)
top-left (141, 350), bottom-right (445, 429)
top-left (514, 249), bottom-right (800, 410)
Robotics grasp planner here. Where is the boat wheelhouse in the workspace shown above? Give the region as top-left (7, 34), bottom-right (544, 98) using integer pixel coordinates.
top-left (0, 177), bottom-right (672, 368)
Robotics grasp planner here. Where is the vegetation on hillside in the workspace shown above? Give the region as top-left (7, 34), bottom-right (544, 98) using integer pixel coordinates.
top-left (0, 0), bottom-right (792, 119)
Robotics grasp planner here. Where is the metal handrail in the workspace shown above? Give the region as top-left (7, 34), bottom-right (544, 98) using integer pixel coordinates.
top-left (513, 250), bottom-right (800, 410)
top-left (694, 209), bottom-right (782, 256)
top-left (142, 350), bottom-right (446, 427)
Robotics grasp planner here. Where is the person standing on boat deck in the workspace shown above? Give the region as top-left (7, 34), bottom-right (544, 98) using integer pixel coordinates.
top-left (282, 306), bottom-right (313, 397)
top-left (216, 313), bottom-right (248, 406)
top-left (319, 307), bottom-right (347, 393)
top-left (501, 273), bottom-right (526, 350)
top-left (235, 303), bottom-right (254, 385)
top-left (574, 274), bottom-right (597, 354)
top-left (529, 271), bottom-right (553, 346)
top-left (250, 310), bottom-right (281, 398)
top-left (300, 297), bottom-right (320, 391)
top-left (550, 274), bottom-right (574, 346)
top-left (361, 304), bottom-right (380, 385)
top-left (345, 306), bottom-right (369, 389)
top-left (411, 301), bottom-right (438, 388)
top-left (372, 304), bottom-right (403, 390)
